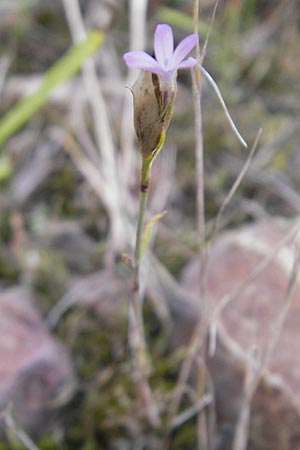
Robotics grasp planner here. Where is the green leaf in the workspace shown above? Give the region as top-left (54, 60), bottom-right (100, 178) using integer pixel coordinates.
top-left (0, 30), bottom-right (104, 147)
top-left (141, 210), bottom-right (167, 255)
top-left (158, 7), bottom-right (209, 34)
top-left (0, 154), bottom-right (12, 180)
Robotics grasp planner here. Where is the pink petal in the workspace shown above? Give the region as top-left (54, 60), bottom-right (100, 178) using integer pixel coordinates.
top-left (154, 24), bottom-right (174, 69)
top-left (177, 57), bottom-right (198, 70)
top-left (123, 51), bottom-right (164, 76)
top-left (172, 34), bottom-right (198, 66)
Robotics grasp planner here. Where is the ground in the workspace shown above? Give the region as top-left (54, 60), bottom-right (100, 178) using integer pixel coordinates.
top-left (0, 0), bottom-right (299, 449)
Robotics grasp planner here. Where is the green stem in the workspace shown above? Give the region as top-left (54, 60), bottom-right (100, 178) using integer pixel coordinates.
top-left (132, 156), bottom-right (151, 363)
top-left (130, 156), bottom-right (159, 427)
top-left (135, 157), bottom-right (152, 265)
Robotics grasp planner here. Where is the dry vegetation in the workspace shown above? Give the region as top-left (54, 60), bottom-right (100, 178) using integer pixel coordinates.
top-left (0, 0), bottom-right (299, 449)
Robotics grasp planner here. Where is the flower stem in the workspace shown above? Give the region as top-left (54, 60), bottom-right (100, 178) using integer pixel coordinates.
top-left (130, 156), bottom-right (159, 427)
top-left (134, 157), bottom-right (151, 264)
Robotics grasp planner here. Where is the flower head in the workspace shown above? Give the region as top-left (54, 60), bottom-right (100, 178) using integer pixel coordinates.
top-left (124, 24), bottom-right (198, 161)
top-left (123, 24), bottom-right (198, 82)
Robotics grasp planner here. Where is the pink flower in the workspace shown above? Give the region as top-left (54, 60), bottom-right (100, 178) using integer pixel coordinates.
top-left (123, 24), bottom-right (198, 81)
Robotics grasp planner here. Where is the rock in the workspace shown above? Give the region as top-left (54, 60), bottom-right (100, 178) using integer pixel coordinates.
top-left (181, 217), bottom-right (300, 450)
top-left (0, 288), bottom-right (74, 435)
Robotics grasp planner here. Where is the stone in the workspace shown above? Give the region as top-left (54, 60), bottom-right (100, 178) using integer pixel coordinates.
top-left (181, 217), bottom-right (300, 450)
top-left (0, 288), bottom-right (74, 435)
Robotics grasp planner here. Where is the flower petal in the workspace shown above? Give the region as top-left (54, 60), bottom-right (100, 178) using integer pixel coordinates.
top-left (177, 57), bottom-right (198, 70)
top-left (123, 51), bottom-right (164, 76)
top-left (154, 24), bottom-right (174, 69)
top-left (172, 33), bottom-right (198, 66)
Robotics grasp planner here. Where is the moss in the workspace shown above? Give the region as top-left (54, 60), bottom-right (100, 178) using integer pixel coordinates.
top-left (0, 246), bottom-right (20, 282)
top-left (32, 247), bottom-right (69, 313)
top-left (55, 311), bottom-right (139, 448)
top-left (40, 166), bottom-right (80, 218)
top-left (0, 209), bottom-right (12, 243)
top-left (154, 236), bottom-right (188, 278)
top-left (36, 435), bottom-right (60, 450)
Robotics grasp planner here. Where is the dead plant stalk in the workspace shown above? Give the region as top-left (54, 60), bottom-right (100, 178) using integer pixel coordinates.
top-left (163, 2), bottom-right (209, 449)
top-left (62, 0), bottom-right (125, 257)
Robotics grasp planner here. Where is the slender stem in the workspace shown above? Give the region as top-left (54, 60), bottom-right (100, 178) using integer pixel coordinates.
top-left (135, 158), bottom-right (151, 264)
top-left (130, 156), bottom-right (159, 427)
top-left (132, 157), bottom-right (151, 370)
top-left (134, 189), bottom-right (148, 268)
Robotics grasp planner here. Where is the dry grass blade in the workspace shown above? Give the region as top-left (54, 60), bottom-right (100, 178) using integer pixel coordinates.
top-left (69, 89), bottom-right (101, 167)
top-left (63, 133), bottom-right (107, 201)
top-left (209, 128), bottom-right (262, 243)
top-left (46, 278), bottom-right (85, 329)
top-left (170, 394), bottom-right (212, 431)
top-left (200, 65), bottom-right (248, 148)
top-left (192, 2), bottom-right (209, 448)
top-left (0, 55), bottom-right (10, 99)
top-left (62, 132), bottom-right (126, 258)
top-left (62, 0), bottom-right (115, 164)
top-left (261, 235), bottom-right (300, 374)
top-left (232, 359), bottom-right (257, 450)
top-left (1, 410), bottom-right (40, 450)
top-left (200, 0), bottom-right (220, 63)
top-left (62, 0), bottom-right (125, 252)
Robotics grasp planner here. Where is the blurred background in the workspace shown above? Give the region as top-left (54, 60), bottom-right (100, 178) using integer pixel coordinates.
top-left (0, 0), bottom-right (299, 449)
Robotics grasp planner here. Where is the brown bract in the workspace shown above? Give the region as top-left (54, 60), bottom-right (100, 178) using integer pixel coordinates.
top-left (132, 71), bottom-right (176, 159)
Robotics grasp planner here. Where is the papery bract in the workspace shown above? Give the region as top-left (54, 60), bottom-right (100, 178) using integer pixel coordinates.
top-left (132, 71), bottom-right (176, 160)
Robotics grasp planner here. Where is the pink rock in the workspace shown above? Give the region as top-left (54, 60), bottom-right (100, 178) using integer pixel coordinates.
top-left (0, 288), bottom-right (74, 434)
top-left (182, 218), bottom-right (300, 450)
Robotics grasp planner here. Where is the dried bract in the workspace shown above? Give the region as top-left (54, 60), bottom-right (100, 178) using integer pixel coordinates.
top-left (132, 71), bottom-right (176, 160)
